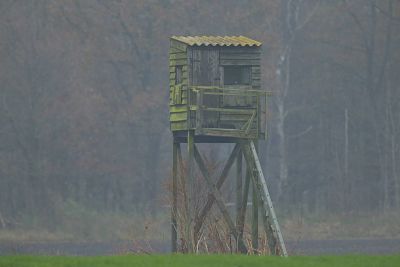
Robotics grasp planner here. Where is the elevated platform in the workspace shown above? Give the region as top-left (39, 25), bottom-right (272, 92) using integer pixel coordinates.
top-left (170, 86), bottom-right (267, 140)
top-left (173, 130), bottom-right (257, 143)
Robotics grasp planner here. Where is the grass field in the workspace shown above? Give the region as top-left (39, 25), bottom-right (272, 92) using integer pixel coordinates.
top-left (0, 255), bottom-right (399, 267)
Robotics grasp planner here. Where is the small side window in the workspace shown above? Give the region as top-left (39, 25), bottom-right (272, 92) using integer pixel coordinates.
top-left (224, 66), bottom-right (251, 85)
top-left (175, 65), bottom-right (183, 84)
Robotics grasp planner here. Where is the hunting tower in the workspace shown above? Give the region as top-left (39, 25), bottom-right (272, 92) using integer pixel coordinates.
top-left (169, 36), bottom-right (287, 256)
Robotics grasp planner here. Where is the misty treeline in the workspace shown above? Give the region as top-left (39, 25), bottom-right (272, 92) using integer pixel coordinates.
top-left (0, 0), bottom-right (399, 230)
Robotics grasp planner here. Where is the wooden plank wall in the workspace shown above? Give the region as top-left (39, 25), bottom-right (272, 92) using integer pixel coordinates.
top-left (169, 40), bottom-right (189, 131)
top-left (219, 47), bottom-right (261, 135)
top-left (169, 43), bottom-right (263, 138)
top-left (190, 48), bottom-right (220, 86)
top-left (189, 47), bottom-right (220, 128)
top-left (219, 46), bottom-right (261, 89)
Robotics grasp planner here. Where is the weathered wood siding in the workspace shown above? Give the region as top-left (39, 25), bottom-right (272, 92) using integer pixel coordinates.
top-left (169, 42), bottom-right (264, 139)
top-left (189, 48), bottom-right (220, 86)
top-left (169, 39), bottom-right (189, 131)
top-left (219, 47), bottom-right (261, 136)
top-left (189, 47), bottom-right (220, 128)
top-left (220, 47), bottom-right (261, 66)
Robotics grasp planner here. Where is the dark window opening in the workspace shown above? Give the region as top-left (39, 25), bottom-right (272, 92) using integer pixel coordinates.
top-left (175, 65), bottom-right (183, 84)
top-left (224, 66), bottom-right (251, 85)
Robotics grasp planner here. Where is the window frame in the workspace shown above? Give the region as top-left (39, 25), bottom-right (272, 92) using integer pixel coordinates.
top-left (223, 66), bottom-right (251, 86)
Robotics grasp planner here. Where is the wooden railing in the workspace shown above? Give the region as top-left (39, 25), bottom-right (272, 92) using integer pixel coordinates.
top-left (188, 86), bottom-right (268, 138)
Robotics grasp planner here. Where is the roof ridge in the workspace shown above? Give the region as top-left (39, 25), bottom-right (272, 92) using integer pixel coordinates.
top-left (171, 35), bottom-right (262, 47)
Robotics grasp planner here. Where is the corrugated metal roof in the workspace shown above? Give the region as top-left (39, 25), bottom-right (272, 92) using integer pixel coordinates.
top-left (171, 36), bottom-right (262, 47)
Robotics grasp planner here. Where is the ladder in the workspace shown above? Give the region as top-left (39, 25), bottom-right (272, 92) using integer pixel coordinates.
top-left (242, 140), bottom-right (288, 256)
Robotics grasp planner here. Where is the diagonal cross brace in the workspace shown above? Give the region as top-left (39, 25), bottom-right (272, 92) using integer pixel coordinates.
top-left (194, 144), bottom-right (240, 236)
top-left (193, 145), bottom-right (247, 251)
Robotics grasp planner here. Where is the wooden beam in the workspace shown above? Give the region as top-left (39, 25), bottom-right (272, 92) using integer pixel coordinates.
top-left (177, 142), bottom-right (190, 253)
top-left (235, 148), bottom-right (248, 254)
top-left (171, 142), bottom-right (178, 252)
top-left (193, 145), bottom-right (244, 247)
top-left (252, 141), bottom-right (259, 254)
top-left (239, 142), bottom-right (276, 254)
top-left (186, 130), bottom-right (195, 252)
top-left (254, 183), bottom-right (278, 255)
top-left (236, 165), bottom-right (251, 254)
top-left (195, 89), bottom-right (203, 134)
top-left (260, 205), bottom-right (277, 255)
top-left (177, 143), bottom-right (185, 206)
top-left (242, 141), bottom-right (288, 257)
top-left (193, 144), bottom-right (240, 236)
top-left (252, 182), bottom-right (259, 253)
top-left (236, 148), bottom-right (242, 229)
top-left (249, 141), bottom-right (287, 256)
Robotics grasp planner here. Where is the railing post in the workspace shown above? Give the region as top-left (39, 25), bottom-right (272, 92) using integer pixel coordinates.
top-left (196, 87), bottom-right (203, 134)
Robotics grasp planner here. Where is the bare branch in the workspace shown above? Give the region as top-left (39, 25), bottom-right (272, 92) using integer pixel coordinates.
top-left (288, 126), bottom-right (313, 140)
top-left (343, 0), bottom-right (369, 48)
top-left (294, 0), bottom-right (321, 32)
top-left (376, 0), bottom-right (394, 90)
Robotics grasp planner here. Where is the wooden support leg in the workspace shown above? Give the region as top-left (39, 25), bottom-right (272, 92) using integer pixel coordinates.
top-left (249, 138), bottom-right (259, 253)
top-left (236, 147), bottom-right (242, 222)
top-left (252, 174), bottom-right (259, 253)
top-left (236, 164), bottom-right (251, 254)
top-left (236, 147), bottom-right (243, 253)
top-left (177, 144), bottom-right (188, 252)
top-left (186, 130), bottom-right (195, 252)
top-left (172, 141), bottom-right (178, 252)
top-left (177, 143), bottom-right (187, 220)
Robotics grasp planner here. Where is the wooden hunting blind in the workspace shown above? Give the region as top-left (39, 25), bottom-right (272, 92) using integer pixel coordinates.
top-left (169, 36), bottom-right (287, 256)
top-left (169, 35), bottom-right (265, 141)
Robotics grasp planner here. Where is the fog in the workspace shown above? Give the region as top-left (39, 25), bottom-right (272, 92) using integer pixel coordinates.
top-left (0, 0), bottom-right (399, 242)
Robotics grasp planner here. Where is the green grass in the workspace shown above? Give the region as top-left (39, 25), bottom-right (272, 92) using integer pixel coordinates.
top-left (0, 255), bottom-right (399, 267)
